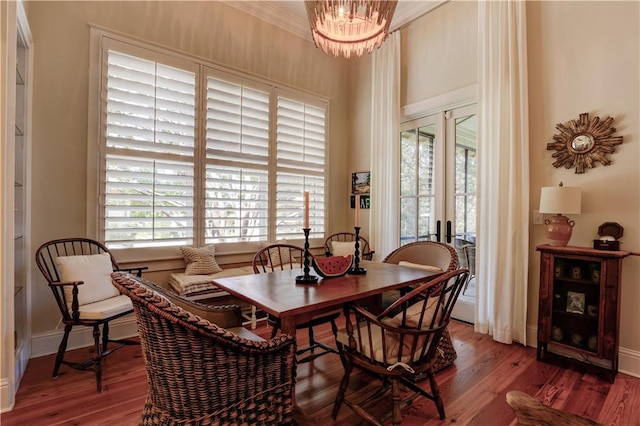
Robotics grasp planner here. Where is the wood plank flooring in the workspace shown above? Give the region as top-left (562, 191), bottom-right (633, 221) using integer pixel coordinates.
top-left (3, 320), bottom-right (639, 425)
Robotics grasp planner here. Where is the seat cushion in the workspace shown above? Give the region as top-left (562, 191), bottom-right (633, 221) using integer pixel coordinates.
top-left (266, 246), bottom-right (297, 267)
top-left (78, 294), bottom-right (133, 320)
top-left (398, 261), bottom-right (443, 273)
top-left (56, 252), bottom-right (118, 309)
top-left (337, 322), bottom-right (438, 364)
top-left (180, 245), bottom-right (222, 275)
top-left (388, 296), bottom-right (442, 328)
top-left (331, 241), bottom-right (356, 257)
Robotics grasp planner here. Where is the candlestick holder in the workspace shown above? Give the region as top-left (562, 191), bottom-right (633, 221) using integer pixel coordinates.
top-left (349, 226), bottom-right (367, 275)
top-left (296, 228), bottom-right (319, 284)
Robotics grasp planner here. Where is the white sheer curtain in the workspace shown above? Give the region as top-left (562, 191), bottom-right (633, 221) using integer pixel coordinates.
top-left (369, 31), bottom-right (401, 260)
top-left (475, 1), bottom-right (529, 344)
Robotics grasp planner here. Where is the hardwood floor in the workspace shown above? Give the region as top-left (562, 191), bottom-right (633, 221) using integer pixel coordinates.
top-left (3, 320), bottom-right (639, 425)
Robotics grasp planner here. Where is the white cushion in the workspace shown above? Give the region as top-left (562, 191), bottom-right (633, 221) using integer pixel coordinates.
top-left (331, 241), bottom-right (356, 257)
top-left (266, 247), bottom-right (297, 267)
top-left (398, 261), bottom-right (443, 273)
top-left (56, 252), bottom-right (118, 309)
top-left (77, 295), bottom-right (132, 320)
top-left (180, 245), bottom-right (222, 275)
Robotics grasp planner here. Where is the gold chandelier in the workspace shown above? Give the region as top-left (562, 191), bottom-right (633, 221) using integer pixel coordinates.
top-left (305, 0), bottom-right (398, 58)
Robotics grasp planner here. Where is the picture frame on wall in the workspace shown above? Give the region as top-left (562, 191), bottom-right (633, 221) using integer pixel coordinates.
top-left (350, 194), bottom-right (370, 209)
top-left (352, 171), bottom-right (371, 194)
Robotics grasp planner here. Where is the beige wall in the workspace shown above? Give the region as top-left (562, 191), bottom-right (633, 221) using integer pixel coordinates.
top-left (527, 1), bottom-right (640, 354)
top-left (27, 1), bottom-right (350, 335)
top-left (351, 0), bottom-right (639, 368)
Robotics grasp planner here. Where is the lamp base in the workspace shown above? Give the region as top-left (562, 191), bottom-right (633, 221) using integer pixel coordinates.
top-left (544, 214), bottom-right (575, 247)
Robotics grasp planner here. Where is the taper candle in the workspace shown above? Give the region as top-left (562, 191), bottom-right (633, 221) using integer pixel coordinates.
top-left (355, 194), bottom-right (360, 227)
top-left (304, 191), bottom-right (310, 229)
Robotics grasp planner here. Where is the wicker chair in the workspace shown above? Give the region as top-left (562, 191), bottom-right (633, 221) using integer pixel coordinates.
top-left (332, 269), bottom-right (469, 426)
top-left (34, 237), bottom-right (146, 392)
top-left (324, 232), bottom-right (375, 260)
top-left (383, 241), bottom-right (459, 272)
top-left (112, 272), bottom-right (297, 425)
top-left (253, 243), bottom-right (340, 363)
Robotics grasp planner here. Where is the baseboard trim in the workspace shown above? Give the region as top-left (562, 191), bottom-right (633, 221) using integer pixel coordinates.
top-left (526, 324), bottom-right (639, 379)
top-left (0, 378), bottom-right (14, 413)
top-left (31, 315), bottom-right (139, 359)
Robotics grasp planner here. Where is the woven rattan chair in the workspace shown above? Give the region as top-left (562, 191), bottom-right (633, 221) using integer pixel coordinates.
top-left (35, 237), bottom-right (146, 392)
top-left (324, 232), bottom-right (375, 260)
top-left (253, 243), bottom-right (339, 363)
top-left (383, 241), bottom-right (459, 272)
top-left (112, 272), bottom-right (296, 425)
top-left (332, 268), bottom-right (469, 426)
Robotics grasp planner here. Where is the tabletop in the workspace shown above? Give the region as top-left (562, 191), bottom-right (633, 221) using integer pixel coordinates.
top-left (212, 260), bottom-right (440, 328)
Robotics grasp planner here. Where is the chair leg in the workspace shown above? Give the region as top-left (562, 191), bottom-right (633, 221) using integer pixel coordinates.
top-left (307, 326), bottom-right (316, 353)
top-left (53, 324), bottom-right (72, 378)
top-left (270, 324), bottom-right (279, 339)
top-left (93, 325), bottom-right (104, 393)
top-left (391, 378), bottom-right (403, 426)
top-left (428, 371), bottom-right (445, 419)
top-left (102, 322), bottom-right (109, 352)
top-left (331, 359), bottom-right (354, 420)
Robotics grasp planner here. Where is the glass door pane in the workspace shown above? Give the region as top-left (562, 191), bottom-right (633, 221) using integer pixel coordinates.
top-left (400, 116), bottom-right (442, 245)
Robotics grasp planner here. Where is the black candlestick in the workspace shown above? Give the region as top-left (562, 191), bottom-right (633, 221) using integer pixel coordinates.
top-left (349, 226), bottom-right (367, 275)
top-left (296, 228), bottom-right (318, 284)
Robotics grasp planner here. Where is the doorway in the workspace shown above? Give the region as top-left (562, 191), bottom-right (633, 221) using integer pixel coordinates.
top-left (399, 104), bottom-right (477, 323)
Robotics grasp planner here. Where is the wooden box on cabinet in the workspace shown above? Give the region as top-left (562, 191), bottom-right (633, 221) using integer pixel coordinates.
top-left (536, 245), bottom-right (630, 382)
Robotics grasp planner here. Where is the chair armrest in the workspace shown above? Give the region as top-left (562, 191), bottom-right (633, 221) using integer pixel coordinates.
top-left (50, 281), bottom-right (83, 320)
top-left (49, 280), bottom-right (84, 287)
top-left (115, 266), bottom-right (148, 277)
top-left (363, 250), bottom-right (375, 260)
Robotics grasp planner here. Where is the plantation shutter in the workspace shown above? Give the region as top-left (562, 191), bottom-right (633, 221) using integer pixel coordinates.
top-left (275, 94), bottom-right (327, 240)
top-left (204, 71), bottom-right (270, 243)
top-left (103, 48), bottom-right (197, 248)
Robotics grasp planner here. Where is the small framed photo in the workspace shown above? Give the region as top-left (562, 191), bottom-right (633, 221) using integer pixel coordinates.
top-left (566, 291), bottom-right (585, 314)
top-left (350, 194), bottom-right (370, 209)
top-left (352, 171), bottom-right (371, 194)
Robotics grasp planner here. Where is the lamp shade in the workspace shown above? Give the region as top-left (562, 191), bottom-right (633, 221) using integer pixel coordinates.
top-left (539, 186), bottom-right (582, 215)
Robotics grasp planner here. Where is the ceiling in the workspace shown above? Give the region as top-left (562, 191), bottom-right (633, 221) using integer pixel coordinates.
top-left (224, 1), bottom-right (447, 42)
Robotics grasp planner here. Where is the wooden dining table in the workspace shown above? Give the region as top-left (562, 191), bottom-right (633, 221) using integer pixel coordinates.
top-left (212, 260), bottom-right (441, 337)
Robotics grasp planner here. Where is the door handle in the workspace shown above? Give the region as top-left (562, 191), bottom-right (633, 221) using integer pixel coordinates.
top-left (435, 220), bottom-right (442, 242)
top-left (446, 221), bottom-right (452, 244)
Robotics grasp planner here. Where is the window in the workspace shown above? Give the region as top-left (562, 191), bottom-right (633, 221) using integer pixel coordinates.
top-left (97, 35), bottom-right (327, 249)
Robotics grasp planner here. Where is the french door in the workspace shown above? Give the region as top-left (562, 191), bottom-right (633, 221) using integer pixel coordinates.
top-left (399, 104), bottom-right (477, 322)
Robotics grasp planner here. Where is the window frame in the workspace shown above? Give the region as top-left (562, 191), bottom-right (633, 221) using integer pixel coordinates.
top-left (87, 28), bottom-right (329, 260)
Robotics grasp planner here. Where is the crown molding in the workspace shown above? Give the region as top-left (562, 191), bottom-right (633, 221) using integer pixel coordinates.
top-left (222, 1), bottom-right (449, 43)
top-left (223, 1), bottom-right (313, 41)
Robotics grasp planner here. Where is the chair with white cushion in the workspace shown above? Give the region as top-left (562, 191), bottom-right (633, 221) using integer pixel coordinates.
top-left (324, 232), bottom-right (375, 260)
top-left (35, 237), bottom-right (147, 392)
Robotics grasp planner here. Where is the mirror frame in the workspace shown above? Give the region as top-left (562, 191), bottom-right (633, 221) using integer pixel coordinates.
top-left (546, 112), bottom-right (623, 174)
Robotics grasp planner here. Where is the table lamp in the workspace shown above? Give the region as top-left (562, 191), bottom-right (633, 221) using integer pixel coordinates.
top-left (539, 183), bottom-right (582, 247)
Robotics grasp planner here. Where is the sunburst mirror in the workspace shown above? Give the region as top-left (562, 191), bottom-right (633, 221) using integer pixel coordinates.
top-left (547, 112), bottom-right (624, 174)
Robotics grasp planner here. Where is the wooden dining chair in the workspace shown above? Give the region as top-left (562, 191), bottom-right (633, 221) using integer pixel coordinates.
top-left (34, 237), bottom-right (146, 392)
top-left (332, 268), bottom-right (469, 425)
top-left (253, 243), bottom-right (340, 363)
top-left (324, 232), bottom-right (375, 260)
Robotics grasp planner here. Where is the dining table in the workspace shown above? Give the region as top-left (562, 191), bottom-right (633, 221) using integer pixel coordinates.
top-left (213, 260), bottom-right (442, 419)
top-left (212, 260), bottom-right (441, 338)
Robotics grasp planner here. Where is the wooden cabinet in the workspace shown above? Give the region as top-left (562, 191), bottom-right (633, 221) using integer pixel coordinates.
top-left (536, 245), bottom-right (629, 381)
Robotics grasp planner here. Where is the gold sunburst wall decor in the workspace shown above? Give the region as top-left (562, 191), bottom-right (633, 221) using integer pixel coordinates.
top-left (547, 112), bottom-right (624, 174)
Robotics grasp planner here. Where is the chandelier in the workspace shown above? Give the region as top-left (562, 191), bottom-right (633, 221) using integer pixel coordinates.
top-left (305, 0), bottom-right (398, 58)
